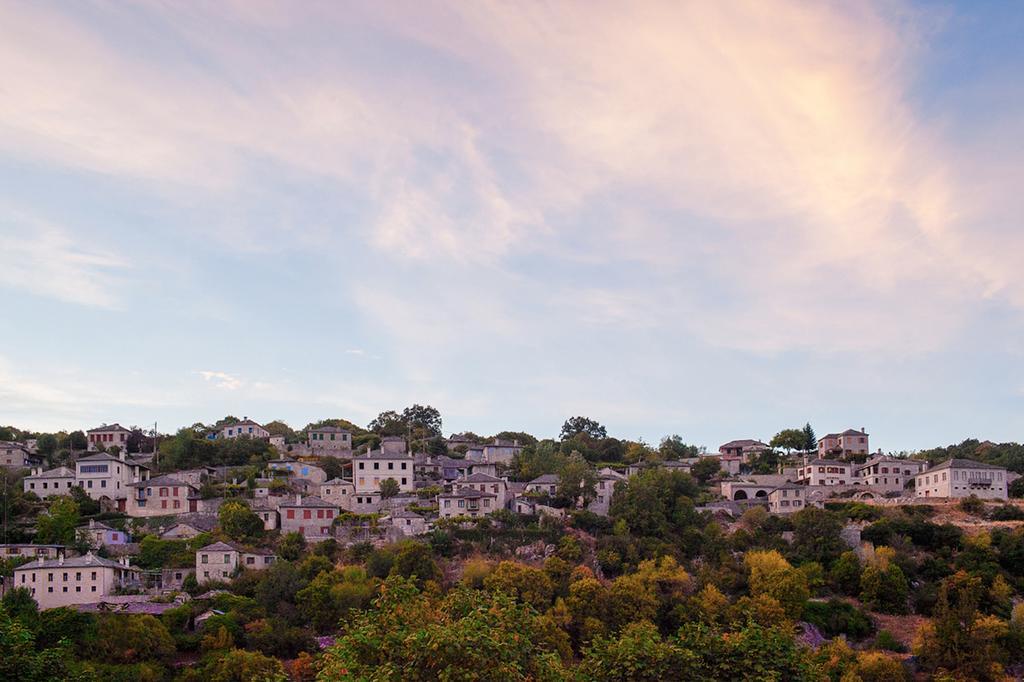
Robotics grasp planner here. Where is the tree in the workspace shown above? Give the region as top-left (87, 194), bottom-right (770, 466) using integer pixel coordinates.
top-left (859, 547), bottom-right (909, 614)
top-left (379, 478), bottom-right (400, 500)
top-left (556, 453), bottom-right (598, 508)
top-left (560, 417), bottom-right (607, 441)
top-left (690, 457), bottom-right (721, 484)
top-left (790, 508), bottom-right (844, 567)
top-left (770, 429), bottom-right (806, 453)
top-left (658, 436), bottom-right (699, 460)
top-left (484, 561), bottom-right (554, 611)
top-left (0, 611), bottom-right (84, 682)
top-left (218, 500), bottom-right (263, 544)
top-left (744, 550), bottom-right (810, 620)
top-left (36, 434), bottom-right (58, 458)
top-left (278, 532), bottom-right (306, 562)
top-left (94, 614), bottom-right (175, 663)
top-left (35, 496), bottom-right (80, 545)
top-left (390, 541), bottom-right (442, 587)
top-left (802, 423), bottom-right (816, 451)
top-left (915, 570), bottom-right (1007, 680)
top-left (401, 404), bottom-right (442, 438)
top-left (367, 410), bottom-right (405, 436)
top-left (64, 431), bottom-right (88, 451)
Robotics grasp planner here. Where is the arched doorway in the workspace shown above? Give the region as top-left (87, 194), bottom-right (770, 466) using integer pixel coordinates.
top-left (733, 490), bottom-right (748, 500)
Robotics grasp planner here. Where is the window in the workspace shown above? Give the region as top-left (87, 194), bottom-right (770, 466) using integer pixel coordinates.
top-left (201, 554), bottom-right (209, 564)
top-left (247, 557), bottom-right (255, 565)
top-left (286, 510), bottom-right (295, 519)
top-left (223, 554), bottom-right (231, 563)
top-left (401, 462), bottom-right (407, 470)
top-left (303, 510), bottom-right (312, 519)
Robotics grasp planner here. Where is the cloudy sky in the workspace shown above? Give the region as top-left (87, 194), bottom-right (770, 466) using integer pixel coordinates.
top-left (1, 1), bottom-right (1022, 451)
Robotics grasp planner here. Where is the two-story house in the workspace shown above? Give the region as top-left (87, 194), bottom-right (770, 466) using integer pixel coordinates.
top-left (277, 495), bottom-right (340, 541)
top-left (86, 424), bottom-right (133, 452)
top-left (915, 459), bottom-right (1008, 500)
top-left (854, 455), bottom-right (928, 493)
top-left (387, 509), bottom-right (428, 536)
top-left (217, 418), bottom-right (270, 440)
top-left (453, 473), bottom-right (509, 509)
top-left (817, 429), bottom-right (869, 458)
top-left (797, 460), bottom-right (853, 486)
top-left (75, 452), bottom-right (150, 503)
top-left (76, 519), bottom-right (130, 548)
top-left (14, 552), bottom-right (141, 610)
top-left (588, 468), bottom-right (627, 516)
top-left (768, 483), bottom-right (808, 514)
top-left (318, 478), bottom-right (354, 509)
top-left (525, 474), bottom-right (560, 496)
top-left (718, 439), bottom-right (769, 462)
top-left (267, 459), bottom-right (327, 484)
top-left (23, 466), bottom-right (77, 498)
top-left (1, 442), bottom-right (37, 469)
top-left (196, 541), bottom-right (277, 584)
top-left (308, 426), bottom-right (352, 455)
top-left (437, 489), bottom-right (498, 519)
top-left (126, 475), bottom-right (198, 517)
top-left (352, 441), bottom-right (414, 495)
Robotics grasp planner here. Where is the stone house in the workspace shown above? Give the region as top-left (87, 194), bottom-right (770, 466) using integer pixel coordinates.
top-left (126, 475), bottom-right (198, 517)
top-left (14, 552), bottom-right (141, 610)
top-left (277, 495), bottom-right (340, 541)
top-left (23, 466), bottom-right (77, 498)
top-left (86, 424), bottom-right (132, 452)
top-left (915, 459), bottom-right (1008, 500)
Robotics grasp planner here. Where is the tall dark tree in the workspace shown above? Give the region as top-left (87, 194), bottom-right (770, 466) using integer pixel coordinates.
top-left (802, 423), bottom-right (817, 451)
top-left (401, 404), bottom-right (443, 438)
top-left (560, 417), bottom-right (607, 441)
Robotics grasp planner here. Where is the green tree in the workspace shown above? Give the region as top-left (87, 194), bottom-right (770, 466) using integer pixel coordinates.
top-left (658, 435), bottom-right (699, 460)
top-left (218, 500), bottom-right (263, 544)
top-left (36, 434), bottom-right (58, 458)
top-left (557, 452), bottom-right (598, 508)
top-left (0, 611), bottom-right (88, 682)
top-left (94, 614), bottom-right (175, 663)
top-left (744, 550), bottom-right (810, 620)
top-left (690, 457), bottom-right (721, 484)
top-left (35, 496), bottom-right (80, 545)
top-left (483, 561), bottom-right (554, 611)
top-left (802, 423), bottom-right (816, 451)
top-left (379, 478), bottom-right (400, 500)
top-left (390, 541), bottom-right (442, 587)
top-left (770, 429), bottom-right (806, 453)
top-left (790, 507), bottom-right (844, 567)
top-left (278, 532), bottom-right (306, 561)
top-left (859, 547), bottom-right (909, 614)
top-left (561, 417), bottom-right (607, 441)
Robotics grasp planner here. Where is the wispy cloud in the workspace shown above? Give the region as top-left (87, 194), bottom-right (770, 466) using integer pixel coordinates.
top-left (196, 371), bottom-right (243, 391)
top-left (0, 211), bottom-right (128, 308)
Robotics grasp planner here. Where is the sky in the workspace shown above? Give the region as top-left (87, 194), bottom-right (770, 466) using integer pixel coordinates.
top-left (1, 1), bottom-right (1023, 452)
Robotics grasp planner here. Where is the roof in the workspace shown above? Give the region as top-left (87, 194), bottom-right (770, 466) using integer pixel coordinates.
top-left (25, 466), bottom-right (75, 479)
top-left (77, 452), bottom-right (149, 467)
top-left (923, 458), bottom-right (1005, 473)
top-left (198, 541), bottom-right (239, 552)
top-left (222, 419), bottom-right (265, 429)
top-left (14, 552), bottom-right (136, 571)
top-left (322, 478), bottom-right (352, 485)
top-left (440, 488), bottom-right (497, 499)
top-left (461, 472), bottom-right (502, 483)
top-left (78, 520), bottom-right (115, 531)
top-left (277, 495), bottom-right (339, 508)
top-left (353, 450), bottom-right (413, 461)
top-left (771, 483), bottom-right (805, 492)
top-left (163, 513), bottom-right (218, 532)
top-left (840, 429), bottom-right (868, 436)
top-left (87, 423), bottom-right (132, 434)
top-left (129, 475), bottom-right (194, 488)
top-left (309, 426), bottom-right (350, 434)
top-left (528, 474), bottom-right (560, 485)
top-left (389, 509), bottom-right (423, 519)
top-left (805, 459), bottom-right (848, 467)
top-left (719, 439), bottom-right (768, 449)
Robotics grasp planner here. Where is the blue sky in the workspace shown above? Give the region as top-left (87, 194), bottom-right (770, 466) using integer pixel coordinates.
top-left (1, 1), bottom-right (1023, 451)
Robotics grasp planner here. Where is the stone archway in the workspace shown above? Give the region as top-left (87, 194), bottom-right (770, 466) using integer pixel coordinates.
top-left (733, 490), bottom-right (748, 501)
top-left (754, 489), bottom-right (767, 498)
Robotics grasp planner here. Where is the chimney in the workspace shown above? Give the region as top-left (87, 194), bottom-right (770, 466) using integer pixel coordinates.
top-left (119, 451), bottom-right (126, 462)
top-left (861, 427), bottom-right (865, 434)
top-left (296, 493), bottom-right (302, 505)
top-left (58, 554), bottom-right (64, 566)
top-left (89, 519), bottom-right (96, 529)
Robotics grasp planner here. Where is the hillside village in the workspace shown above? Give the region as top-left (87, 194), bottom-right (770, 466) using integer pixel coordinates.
top-left (3, 410), bottom-right (1024, 680)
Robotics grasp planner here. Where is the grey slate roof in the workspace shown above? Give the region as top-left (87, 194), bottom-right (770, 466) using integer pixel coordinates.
top-left (14, 552), bottom-right (136, 571)
top-left (277, 495), bottom-right (339, 508)
top-left (528, 474), bottom-right (560, 485)
top-left (926, 458), bottom-right (1004, 472)
top-left (25, 466), bottom-right (75, 479)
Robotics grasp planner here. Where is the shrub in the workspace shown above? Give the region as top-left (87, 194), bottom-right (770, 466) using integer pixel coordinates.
top-left (801, 599), bottom-right (873, 639)
top-left (873, 629), bottom-right (907, 653)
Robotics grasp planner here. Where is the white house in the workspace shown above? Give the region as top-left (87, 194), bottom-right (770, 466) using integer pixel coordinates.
top-left (854, 455), bottom-right (928, 494)
top-left (308, 426), bottom-right (352, 455)
top-left (218, 419), bottom-right (270, 440)
top-left (23, 467), bottom-right (77, 498)
top-left (588, 468), bottom-right (627, 516)
top-left (797, 460), bottom-right (853, 486)
top-left (278, 495), bottom-right (340, 541)
top-left (75, 452), bottom-right (150, 504)
top-left (386, 509), bottom-right (428, 536)
top-left (525, 474), bottom-right (559, 496)
top-left (86, 424), bottom-right (133, 452)
top-left (454, 473), bottom-right (509, 509)
top-left (915, 459), bottom-right (1008, 500)
top-left (1, 442), bottom-right (37, 469)
top-left (14, 552), bottom-right (141, 610)
top-left (437, 489), bottom-right (498, 519)
top-left (352, 443), bottom-right (414, 495)
top-left (768, 483), bottom-right (808, 514)
top-left (196, 541), bottom-right (277, 584)
top-left (126, 475), bottom-right (198, 517)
